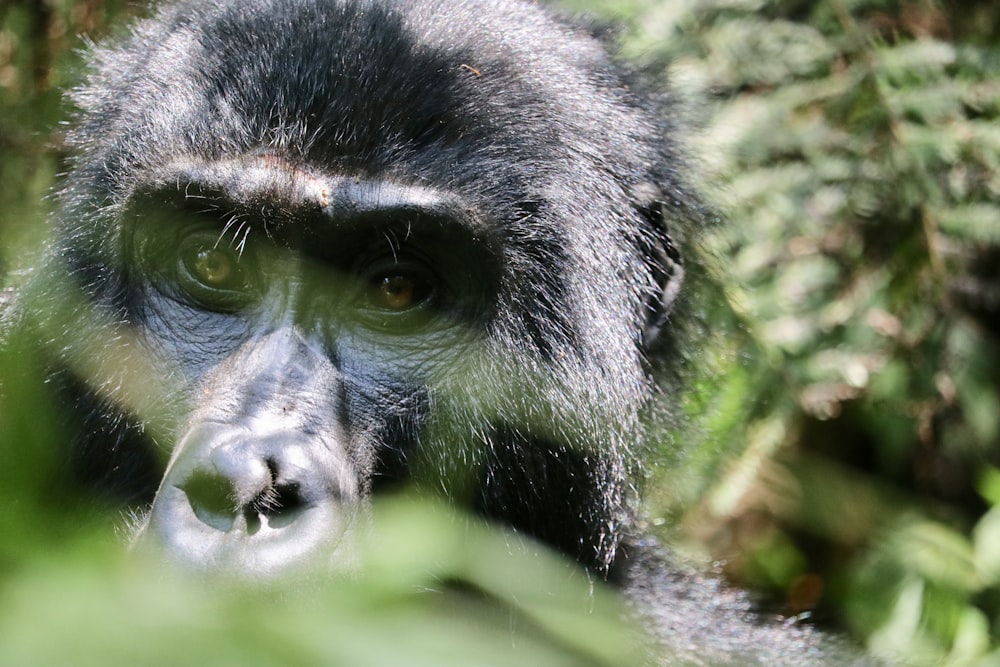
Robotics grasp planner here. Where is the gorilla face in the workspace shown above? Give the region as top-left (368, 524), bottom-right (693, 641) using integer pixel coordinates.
top-left (32, 0), bottom-right (692, 578)
top-left (124, 164), bottom-right (502, 572)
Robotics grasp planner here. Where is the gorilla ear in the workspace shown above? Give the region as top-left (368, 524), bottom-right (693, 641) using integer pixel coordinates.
top-left (632, 184), bottom-right (685, 349)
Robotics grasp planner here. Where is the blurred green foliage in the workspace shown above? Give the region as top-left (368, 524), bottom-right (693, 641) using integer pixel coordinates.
top-left (0, 0), bottom-right (130, 270)
top-left (3, 0), bottom-right (1000, 665)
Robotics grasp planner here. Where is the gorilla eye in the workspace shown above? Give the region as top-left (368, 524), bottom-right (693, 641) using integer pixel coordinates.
top-left (352, 255), bottom-right (444, 333)
top-left (188, 248), bottom-right (235, 287)
top-left (367, 274), bottom-right (422, 311)
top-left (175, 234), bottom-right (257, 311)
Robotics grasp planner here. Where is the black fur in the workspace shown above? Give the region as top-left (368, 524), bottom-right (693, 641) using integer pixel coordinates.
top-left (7, 0), bottom-right (873, 663)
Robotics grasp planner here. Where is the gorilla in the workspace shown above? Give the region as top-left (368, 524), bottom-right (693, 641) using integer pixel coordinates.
top-left (2, 0), bottom-right (873, 664)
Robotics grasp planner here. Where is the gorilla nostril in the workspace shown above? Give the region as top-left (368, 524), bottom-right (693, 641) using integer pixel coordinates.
top-left (270, 482), bottom-right (305, 527)
top-left (246, 480), bottom-right (305, 532)
top-left (181, 471), bottom-right (238, 532)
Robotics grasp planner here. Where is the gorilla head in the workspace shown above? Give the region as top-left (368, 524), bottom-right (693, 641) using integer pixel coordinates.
top-left (29, 0), bottom-right (695, 578)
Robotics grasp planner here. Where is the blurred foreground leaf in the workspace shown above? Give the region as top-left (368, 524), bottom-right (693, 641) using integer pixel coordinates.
top-left (0, 497), bottom-right (640, 667)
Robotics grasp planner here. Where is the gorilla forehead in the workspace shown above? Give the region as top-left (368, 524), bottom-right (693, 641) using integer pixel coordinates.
top-left (77, 0), bottom-right (659, 202)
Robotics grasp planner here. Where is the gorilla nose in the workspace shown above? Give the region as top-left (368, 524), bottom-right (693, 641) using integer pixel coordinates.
top-left (181, 446), bottom-right (306, 535)
top-left (142, 423), bottom-right (359, 575)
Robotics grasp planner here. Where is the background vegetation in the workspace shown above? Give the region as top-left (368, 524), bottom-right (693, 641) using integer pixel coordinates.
top-left (2, 0), bottom-right (999, 664)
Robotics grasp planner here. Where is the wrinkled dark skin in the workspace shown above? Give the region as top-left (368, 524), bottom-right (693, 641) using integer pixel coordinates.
top-left (5, 1), bottom-right (875, 664)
